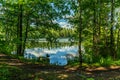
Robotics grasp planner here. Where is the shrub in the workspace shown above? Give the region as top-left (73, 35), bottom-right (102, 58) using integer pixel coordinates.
top-left (0, 65), bottom-right (22, 80)
top-left (99, 56), bottom-right (113, 66)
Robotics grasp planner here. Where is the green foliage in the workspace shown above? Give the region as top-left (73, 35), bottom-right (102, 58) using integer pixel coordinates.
top-left (113, 60), bottom-right (120, 66)
top-left (38, 57), bottom-right (49, 64)
top-left (45, 29), bottom-right (59, 43)
top-left (67, 57), bottom-right (79, 66)
top-left (82, 46), bottom-right (93, 63)
top-left (99, 57), bottom-right (113, 66)
top-left (116, 49), bottom-right (120, 59)
top-left (0, 0), bottom-right (120, 70)
top-left (87, 78), bottom-right (95, 80)
top-left (0, 40), bottom-right (12, 53)
top-left (0, 64), bottom-right (22, 80)
top-left (0, 0), bottom-right (72, 55)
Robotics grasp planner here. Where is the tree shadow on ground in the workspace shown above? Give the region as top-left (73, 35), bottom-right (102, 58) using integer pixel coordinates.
top-left (0, 53), bottom-right (120, 80)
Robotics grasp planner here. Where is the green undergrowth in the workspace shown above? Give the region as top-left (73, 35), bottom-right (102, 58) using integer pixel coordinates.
top-left (4, 52), bottom-right (120, 67)
top-left (67, 57), bottom-right (120, 68)
top-left (0, 64), bottom-right (21, 80)
top-left (0, 53), bottom-right (120, 80)
top-left (6, 53), bottom-right (120, 67)
top-left (0, 63), bottom-right (33, 80)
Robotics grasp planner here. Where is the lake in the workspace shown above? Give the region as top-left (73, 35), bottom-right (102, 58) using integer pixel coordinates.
top-left (12, 38), bottom-right (82, 66)
top-left (24, 46), bottom-right (82, 66)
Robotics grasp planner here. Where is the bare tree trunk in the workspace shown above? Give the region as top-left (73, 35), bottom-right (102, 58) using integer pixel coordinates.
top-left (98, 0), bottom-right (101, 38)
top-left (17, 4), bottom-right (23, 56)
top-left (93, 0), bottom-right (99, 57)
top-left (22, 15), bottom-right (29, 54)
top-left (110, 0), bottom-right (116, 59)
top-left (93, 0), bottom-right (101, 57)
top-left (78, 0), bottom-right (82, 71)
top-left (116, 28), bottom-right (120, 58)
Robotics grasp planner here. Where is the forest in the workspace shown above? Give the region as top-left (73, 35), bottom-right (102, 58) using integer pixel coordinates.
top-left (0, 0), bottom-right (120, 80)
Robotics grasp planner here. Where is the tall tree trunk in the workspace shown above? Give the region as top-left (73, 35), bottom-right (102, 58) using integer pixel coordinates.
top-left (98, 0), bottom-right (101, 37)
top-left (78, 0), bottom-right (82, 70)
top-left (22, 15), bottom-right (29, 55)
top-left (93, 0), bottom-right (101, 57)
top-left (93, 0), bottom-right (98, 57)
top-left (116, 28), bottom-right (120, 58)
top-left (110, 0), bottom-right (116, 58)
top-left (17, 4), bottom-right (23, 56)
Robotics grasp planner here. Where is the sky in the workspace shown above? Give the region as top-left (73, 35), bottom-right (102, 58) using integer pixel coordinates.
top-left (57, 19), bottom-right (72, 29)
top-left (51, 2), bottom-right (74, 29)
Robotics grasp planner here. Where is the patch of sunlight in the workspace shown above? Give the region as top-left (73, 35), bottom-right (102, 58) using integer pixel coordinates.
top-left (58, 74), bottom-right (68, 79)
top-left (43, 71), bottom-right (49, 74)
top-left (86, 72), bottom-right (92, 75)
top-left (116, 76), bottom-right (120, 79)
top-left (110, 65), bottom-right (120, 69)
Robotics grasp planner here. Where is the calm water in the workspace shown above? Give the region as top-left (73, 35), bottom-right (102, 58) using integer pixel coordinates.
top-left (12, 38), bottom-right (81, 66)
top-left (24, 46), bottom-right (81, 66)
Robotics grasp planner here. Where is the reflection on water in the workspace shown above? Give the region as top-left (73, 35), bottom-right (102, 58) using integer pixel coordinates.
top-left (23, 46), bottom-right (84, 66)
top-left (26, 38), bottom-right (78, 49)
top-left (12, 40), bottom-right (83, 66)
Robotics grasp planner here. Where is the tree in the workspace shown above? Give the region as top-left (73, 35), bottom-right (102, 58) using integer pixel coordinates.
top-left (110, 0), bottom-right (116, 58)
top-left (77, 0), bottom-right (82, 70)
top-left (0, 0), bottom-right (72, 55)
top-left (17, 3), bottom-right (23, 56)
top-left (45, 28), bottom-right (59, 48)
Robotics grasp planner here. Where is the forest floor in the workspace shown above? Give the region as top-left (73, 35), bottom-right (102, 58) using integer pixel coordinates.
top-left (0, 53), bottom-right (120, 80)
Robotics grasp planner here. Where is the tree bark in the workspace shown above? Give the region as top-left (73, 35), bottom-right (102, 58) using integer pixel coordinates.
top-left (17, 4), bottom-right (23, 56)
top-left (116, 28), bottom-right (120, 58)
top-left (93, 0), bottom-right (99, 57)
top-left (78, 0), bottom-right (82, 70)
top-left (22, 15), bottom-right (29, 55)
top-left (110, 0), bottom-right (116, 58)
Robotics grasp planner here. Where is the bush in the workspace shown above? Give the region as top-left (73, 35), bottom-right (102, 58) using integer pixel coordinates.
top-left (99, 57), bottom-right (113, 66)
top-left (0, 64), bottom-right (23, 80)
top-left (0, 40), bottom-right (13, 54)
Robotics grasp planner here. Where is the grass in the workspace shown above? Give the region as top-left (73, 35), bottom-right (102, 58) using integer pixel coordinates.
top-left (0, 64), bottom-right (26, 80)
top-left (0, 63), bottom-right (38, 80)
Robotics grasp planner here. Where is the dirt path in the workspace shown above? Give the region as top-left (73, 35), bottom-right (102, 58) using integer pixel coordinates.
top-left (0, 53), bottom-right (120, 80)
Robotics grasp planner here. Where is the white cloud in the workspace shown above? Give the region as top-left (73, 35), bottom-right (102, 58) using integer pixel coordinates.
top-left (59, 21), bottom-right (71, 28)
